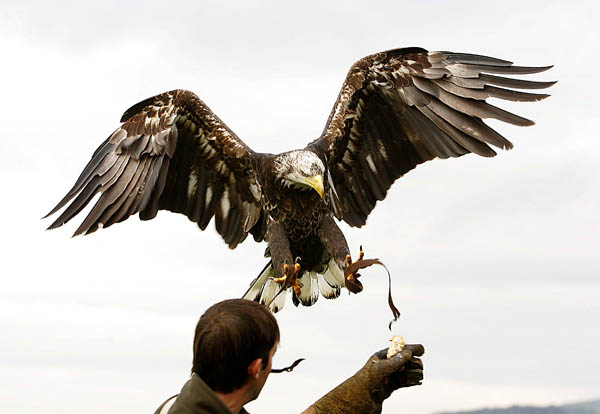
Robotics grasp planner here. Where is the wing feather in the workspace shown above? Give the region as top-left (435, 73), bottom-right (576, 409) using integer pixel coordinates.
top-left (139, 157), bottom-right (170, 220)
top-left (433, 79), bottom-right (550, 102)
top-left (44, 139), bottom-right (115, 218)
top-left (413, 76), bottom-right (534, 127)
top-left (310, 48), bottom-right (554, 226)
top-left (74, 156), bottom-right (139, 236)
top-left (138, 154), bottom-right (165, 212)
top-left (46, 90), bottom-right (265, 248)
top-left (447, 73), bottom-right (556, 90)
top-left (114, 157), bottom-right (154, 225)
top-left (186, 164), bottom-right (208, 223)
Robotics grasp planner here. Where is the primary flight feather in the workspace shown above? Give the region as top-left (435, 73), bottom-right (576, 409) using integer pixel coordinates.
top-left (45, 47), bottom-right (554, 312)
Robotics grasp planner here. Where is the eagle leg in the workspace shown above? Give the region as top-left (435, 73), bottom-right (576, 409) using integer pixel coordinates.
top-left (266, 220), bottom-right (299, 291)
top-left (273, 261), bottom-right (302, 295)
top-left (317, 215), bottom-right (350, 268)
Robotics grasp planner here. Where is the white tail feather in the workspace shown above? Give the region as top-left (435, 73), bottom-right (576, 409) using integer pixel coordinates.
top-left (322, 259), bottom-right (345, 287)
top-left (297, 271), bottom-right (319, 306)
top-left (318, 273), bottom-right (341, 299)
top-left (269, 283), bottom-right (286, 312)
top-left (242, 259), bottom-right (346, 313)
top-left (242, 262), bottom-right (273, 302)
top-left (261, 278), bottom-right (286, 312)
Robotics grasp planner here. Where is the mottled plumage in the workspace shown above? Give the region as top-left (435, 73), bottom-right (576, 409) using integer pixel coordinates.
top-left (45, 47), bottom-right (554, 311)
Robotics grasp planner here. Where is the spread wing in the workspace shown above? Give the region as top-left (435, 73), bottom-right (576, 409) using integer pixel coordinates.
top-left (46, 89), bottom-right (265, 248)
top-left (309, 47), bottom-right (555, 227)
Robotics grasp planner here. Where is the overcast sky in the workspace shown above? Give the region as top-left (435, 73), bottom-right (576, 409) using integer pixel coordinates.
top-left (1, 1), bottom-right (599, 413)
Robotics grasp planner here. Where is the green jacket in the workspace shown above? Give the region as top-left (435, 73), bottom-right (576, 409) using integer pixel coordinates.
top-left (155, 374), bottom-right (250, 414)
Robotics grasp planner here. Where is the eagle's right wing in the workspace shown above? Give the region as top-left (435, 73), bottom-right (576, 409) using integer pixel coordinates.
top-left (309, 48), bottom-right (555, 227)
top-left (46, 90), bottom-right (265, 248)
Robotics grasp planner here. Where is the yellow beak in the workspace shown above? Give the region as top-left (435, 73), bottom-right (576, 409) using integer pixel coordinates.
top-left (304, 175), bottom-right (324, 198)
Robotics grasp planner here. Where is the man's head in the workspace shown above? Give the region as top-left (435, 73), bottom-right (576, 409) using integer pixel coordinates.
top-left (192, 299), bottom-right (280, 394)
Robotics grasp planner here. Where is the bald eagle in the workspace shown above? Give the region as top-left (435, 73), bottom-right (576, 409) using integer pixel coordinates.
top-left (45, 47), bottom-right (554, 312)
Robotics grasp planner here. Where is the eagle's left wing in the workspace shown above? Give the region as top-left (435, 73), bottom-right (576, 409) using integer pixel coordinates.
top-left (45, 90), bottom-right (266, 248)
top-left (309, 47), bottom-right (554, 227)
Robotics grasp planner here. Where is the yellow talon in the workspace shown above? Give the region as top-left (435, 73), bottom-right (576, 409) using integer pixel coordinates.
top-left (273, 262), bottom-right (302, 295)
top-left (345, 247), bottom-right (365, 281)
top-left (343, 246), bottom-right (367, 294)
top-left (273, 264), bottom-right (290, 284)
top-left (273, 275), bottom-right (287, 284)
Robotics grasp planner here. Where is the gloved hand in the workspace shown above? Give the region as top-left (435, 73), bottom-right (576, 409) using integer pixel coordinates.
top-left (307, 344), bottom-right (424, 414)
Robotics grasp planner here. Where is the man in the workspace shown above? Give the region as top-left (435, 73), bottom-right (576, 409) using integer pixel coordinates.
top-left (156, 299), bottom-right (424, 414)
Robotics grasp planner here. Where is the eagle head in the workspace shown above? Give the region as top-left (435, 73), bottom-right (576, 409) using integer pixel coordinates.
top-left (274, 150), bottom-right (325, 198)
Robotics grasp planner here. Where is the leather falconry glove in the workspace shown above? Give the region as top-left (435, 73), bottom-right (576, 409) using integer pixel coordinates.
top-left (308, 344), bottom-right (424, 414)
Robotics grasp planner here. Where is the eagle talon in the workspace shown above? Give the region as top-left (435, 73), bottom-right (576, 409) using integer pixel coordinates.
top-left (344, 248), bottom-right (366, 293)
top-left (273, 262), bottom-right (302, 295)
top-left (345, 247), bottom-right (365, 281)
top-left (272, 276), bottom-right (287, 284)
top-left (345, 254), bottom-right (352, 269)
top-left (272, 263), bottom-right (291, 284)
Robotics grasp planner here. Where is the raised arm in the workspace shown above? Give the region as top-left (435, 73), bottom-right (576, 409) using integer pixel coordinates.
top-left (301, 344), bottom-right (425, 414)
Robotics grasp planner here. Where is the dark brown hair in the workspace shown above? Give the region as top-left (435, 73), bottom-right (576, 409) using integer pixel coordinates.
top-left (192, 299), bottom-right (280, 393)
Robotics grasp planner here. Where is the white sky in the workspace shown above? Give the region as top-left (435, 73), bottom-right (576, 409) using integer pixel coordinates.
top-left (1, 1), bottom-right (599, 413)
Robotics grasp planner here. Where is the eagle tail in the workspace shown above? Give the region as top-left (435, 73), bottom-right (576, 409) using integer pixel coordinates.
top-left (242, 262), bottom-right (287, 313)
top-left (242, 259), bottom-right (345, 313)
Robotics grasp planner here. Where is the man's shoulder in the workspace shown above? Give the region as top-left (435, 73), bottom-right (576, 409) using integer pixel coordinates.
top-left (154, 375), bottom-right (253, 414)
top-left (154, 394), bottom-right (252, 414)
top-left (154, 394), bottom-right (178, 414)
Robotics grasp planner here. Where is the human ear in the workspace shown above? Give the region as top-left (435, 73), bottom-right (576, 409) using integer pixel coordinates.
top-left (248, 358), bottom-right (262, 380)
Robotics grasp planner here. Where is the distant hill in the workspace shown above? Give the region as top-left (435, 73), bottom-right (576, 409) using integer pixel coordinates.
top-left (436, 400), bottom-right (600, 414)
